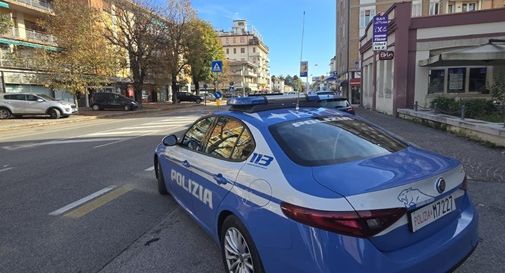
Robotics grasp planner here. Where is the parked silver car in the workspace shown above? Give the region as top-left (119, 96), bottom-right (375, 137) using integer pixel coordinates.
top-left (0, 93), bottom-right (77, 119)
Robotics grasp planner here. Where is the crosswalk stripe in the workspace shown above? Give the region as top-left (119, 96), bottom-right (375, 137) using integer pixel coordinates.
top-left (86, 130), bottom-right (159, 136)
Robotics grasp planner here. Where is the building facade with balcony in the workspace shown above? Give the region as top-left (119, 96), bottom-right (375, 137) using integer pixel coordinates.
top-left (218, 20), bottom-right (270, 92)
top-left (0, 0), bottom-right (71, 99)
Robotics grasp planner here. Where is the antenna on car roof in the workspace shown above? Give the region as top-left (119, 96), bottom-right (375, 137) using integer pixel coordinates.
top-left (297, 11), bottom-right (306, 112)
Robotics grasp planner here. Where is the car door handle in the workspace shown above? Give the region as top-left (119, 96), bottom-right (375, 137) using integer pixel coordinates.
top-left (182, 160), bottom-right (191, 168)
top-left (213, 173), bottom-right (228, 185)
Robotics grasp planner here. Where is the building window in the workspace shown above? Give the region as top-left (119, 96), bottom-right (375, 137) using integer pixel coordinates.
top-left (241, 48), bottom-right (245, 53)
top-left (448, 4), bottom-right (454, 13)
top-left (225, 37), bottom-right (229, 44)
top-left (469, 68), bottom-right (487, 93)
top-left (447, 68), bottom-right (466, 93)
top-left (253, 47), bottom-right (256, 53)
top-left (463, 3), bottom-right (476, 12)
top-left (232, 37), bottom-right (236, 43)
top-left (226, 48), bottom-right (229, 54)
top-left (240, 37), bottom-right (245, 43)
top-left (429, 1), bottom-right (440, 15)
top-left (412, 0), bottom-right (422, 17)
top-left (360, 8), bottom-right (376, 28)
top-left (233, 48), bottom-right (237, 54)
top-left (428, 69), bottom-right (445, 93)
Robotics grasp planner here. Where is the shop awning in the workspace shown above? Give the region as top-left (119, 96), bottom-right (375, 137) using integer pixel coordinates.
top-left (0, 38), bottom-right (58, 51)
top-left (0, 1), bottom-right (9, 9)
top-left (419, 40), bottom-right (505, 67)
top-left (350, 78), bottom-right (361, 86)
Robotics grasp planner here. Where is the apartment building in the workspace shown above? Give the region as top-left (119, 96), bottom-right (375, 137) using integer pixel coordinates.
top-left (218, 20), bottom-right (270, 92)
top-left (336, 0), bottom-right (505, 104)
top-left (0, 0), bottom-right (66, 98)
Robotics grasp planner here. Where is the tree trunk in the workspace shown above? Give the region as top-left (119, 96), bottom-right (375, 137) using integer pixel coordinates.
top-left (134, 82), bottom-right (143, 107)
top-left (193, 75), bottom-right (200, 95)
top-left (171, 76), bottom-right (178, 104)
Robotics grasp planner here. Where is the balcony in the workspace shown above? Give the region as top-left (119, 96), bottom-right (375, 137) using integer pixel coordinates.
top-left (2, 27), bottom-right (57, 46)
top-left (7, 0), bottom-right (53, 12)
top-left (0, 55), bottom-right (40, 70)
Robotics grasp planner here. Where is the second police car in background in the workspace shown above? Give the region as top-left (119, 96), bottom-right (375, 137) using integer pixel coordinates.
top-left (153, 94), bottom-right (478, 273)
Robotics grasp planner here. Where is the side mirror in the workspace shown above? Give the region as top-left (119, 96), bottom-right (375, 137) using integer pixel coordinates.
top-left (162, 135), bottom-right (178, 146)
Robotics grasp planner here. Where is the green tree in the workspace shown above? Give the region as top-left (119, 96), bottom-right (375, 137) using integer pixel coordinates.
top-left (293, 75), bottom-right (304, 91)
top-left (186, 19), bottom-right (224, 95)
top-left (284, 75), bottom-right (293, 86)
top-left (38, 0), bottom-right (118, 106)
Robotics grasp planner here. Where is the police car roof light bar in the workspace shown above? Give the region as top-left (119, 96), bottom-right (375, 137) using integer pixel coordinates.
top-left (227, 94), bottom-right (321, 113)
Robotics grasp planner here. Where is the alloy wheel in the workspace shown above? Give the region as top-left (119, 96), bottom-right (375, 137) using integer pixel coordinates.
top-left (224, 227), bottom-right (254, 273)
top-left (0, 109), bottom-right (10, 119)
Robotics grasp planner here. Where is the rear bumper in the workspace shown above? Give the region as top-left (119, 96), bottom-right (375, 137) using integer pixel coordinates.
top-left (258, 196), bottom-right (478, 273)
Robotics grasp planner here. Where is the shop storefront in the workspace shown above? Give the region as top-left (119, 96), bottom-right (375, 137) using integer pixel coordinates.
top-left (359, 2), bottom-right (505, 115)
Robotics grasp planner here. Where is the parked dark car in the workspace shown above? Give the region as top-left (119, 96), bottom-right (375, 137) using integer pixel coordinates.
top-left (177, 92), bottom-right (202, 104)
top-left (319, 97), bottom-right (355, 115)
top-left (90, 92), bottom-right (138, 111)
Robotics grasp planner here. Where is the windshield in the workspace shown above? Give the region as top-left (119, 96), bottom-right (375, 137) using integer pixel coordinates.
top-left (270, 116), bottom-right (407, 166)
top-left (37, 94), bottom-right (57, 101)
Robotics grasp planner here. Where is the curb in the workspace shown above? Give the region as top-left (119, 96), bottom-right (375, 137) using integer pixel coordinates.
top-left (0, 104), bottom-right (206, 132)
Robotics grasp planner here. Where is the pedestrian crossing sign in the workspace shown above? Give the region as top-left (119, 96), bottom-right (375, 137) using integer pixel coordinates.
top-left (211, 60), bottom-right (223, 73)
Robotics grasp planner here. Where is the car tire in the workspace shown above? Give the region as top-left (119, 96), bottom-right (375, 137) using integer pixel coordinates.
top-left (124, 105), bottom-right (131, 111)
top-left (156, 161), bottom-right (169, 195)
top-left (221, 215), bottom-right (264, 273)
top-left (48, 108), bottom-right (61, 119)
top-left (92, 104), bottom-right (100, 111)
top-left (195, 99), bottom-right (201, 104)
top-left (0, 108), bottom-right (12, 119)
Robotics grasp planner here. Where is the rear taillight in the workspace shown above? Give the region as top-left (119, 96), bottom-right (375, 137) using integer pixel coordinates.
top-left (280, 202), bottom-right (406, 238)
top-left (460, 175), bottom-right (468, 191)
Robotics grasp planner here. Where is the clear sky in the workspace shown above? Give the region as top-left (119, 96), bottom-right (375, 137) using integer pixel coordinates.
top-left (156, 0), bottom-right (336, 79)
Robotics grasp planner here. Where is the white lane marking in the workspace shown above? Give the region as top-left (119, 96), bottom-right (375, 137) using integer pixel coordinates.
top-left (2, 138), bottom-right (125, 150)
top-left (49, 186), bottom-right (117, 216)
top-left (92, 133), bottom-right (151, 149)
top-left (145, 166), bottom-right (155, 171)
top-left (85, 130), bottom-right (159, 136)
top-left (120, 125), bottom-right (175, 130)
top-left (142, 121), bottom-right (194, 126)
top-left (0, 167), bottom-right (13, 173)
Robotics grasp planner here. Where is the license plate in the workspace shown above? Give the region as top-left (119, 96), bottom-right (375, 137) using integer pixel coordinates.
top-left (409, 194), bottom-right (456, 232)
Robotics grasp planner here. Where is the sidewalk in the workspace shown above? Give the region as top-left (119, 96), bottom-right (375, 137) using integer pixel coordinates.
top-left (0, 102), bottom-right (210, 133)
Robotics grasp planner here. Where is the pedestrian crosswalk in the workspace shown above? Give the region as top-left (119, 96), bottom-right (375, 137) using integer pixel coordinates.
top-left (83, 116), bottom-right (199, 138)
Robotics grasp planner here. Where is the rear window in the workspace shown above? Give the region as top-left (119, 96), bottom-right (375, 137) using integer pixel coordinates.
top-left (270, 116), bottom-right (407, 166)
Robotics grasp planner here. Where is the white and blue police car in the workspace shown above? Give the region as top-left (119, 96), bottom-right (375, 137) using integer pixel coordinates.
top-left (153, 94), bottom-right (478, 273)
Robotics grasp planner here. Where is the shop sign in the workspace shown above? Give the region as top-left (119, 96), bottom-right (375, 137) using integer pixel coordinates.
top-left (379, 51), bottom-right (394, 60)
top-left (373, 15), bottom-right (388, 51)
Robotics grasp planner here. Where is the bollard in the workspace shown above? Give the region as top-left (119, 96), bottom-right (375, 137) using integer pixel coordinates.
top-left (460, 104), bottom-right (465, 120)
top-left (414, 101), bottom-right (418, 111)
top-left (433, 102), bottom-right (438, 113)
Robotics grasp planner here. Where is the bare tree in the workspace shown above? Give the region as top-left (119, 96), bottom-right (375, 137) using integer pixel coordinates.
top-left (161, 0), bottom-right (195, 103)
top-left (104, 0), bottom-right (165, 105)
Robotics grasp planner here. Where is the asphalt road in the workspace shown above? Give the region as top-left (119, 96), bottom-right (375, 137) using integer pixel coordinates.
top-left (1, 107), bottom-right (504, 273)
top-left (0, 108), bottom-right (214, 273)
